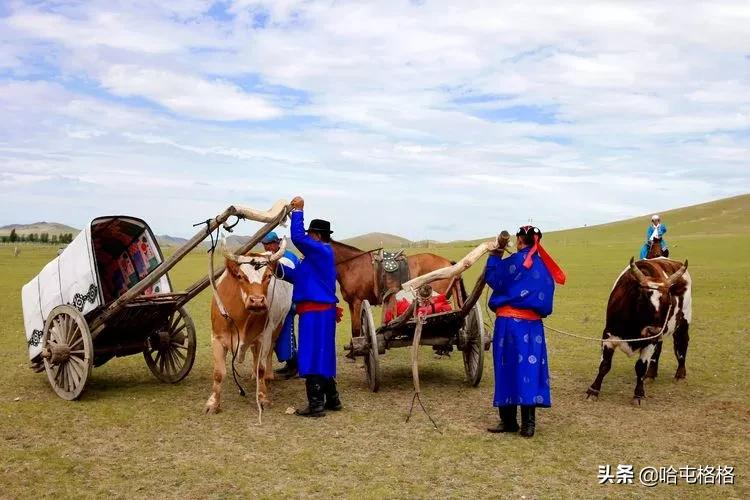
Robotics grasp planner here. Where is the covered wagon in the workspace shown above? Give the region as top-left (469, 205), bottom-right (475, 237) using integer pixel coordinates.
top-left (21, 202), bottom-right (291, 400)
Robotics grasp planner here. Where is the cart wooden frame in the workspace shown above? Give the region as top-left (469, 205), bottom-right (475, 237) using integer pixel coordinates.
top-left (345, 232), bottom-right (512, 392)
top-left (346, 265), bottom-right (495, 393)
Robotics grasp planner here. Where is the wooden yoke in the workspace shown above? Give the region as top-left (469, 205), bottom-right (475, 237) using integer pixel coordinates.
top-left (401, 231), bottom-right (511, 298)
top-left (230, 200), bottom-right (289, 224)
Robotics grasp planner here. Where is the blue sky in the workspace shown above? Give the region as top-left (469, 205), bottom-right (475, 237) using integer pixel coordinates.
top-left (0, 1), bottom-right (749, 240)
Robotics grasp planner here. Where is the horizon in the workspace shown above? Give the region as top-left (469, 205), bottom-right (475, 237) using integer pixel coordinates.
top-left (1, 2), bottom-right (749, 239)
top-left (2, 192), bottom-right (747, 242)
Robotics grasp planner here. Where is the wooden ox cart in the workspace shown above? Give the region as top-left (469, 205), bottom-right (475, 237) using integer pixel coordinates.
top-left (21, 202), bottom-right (290, 400)
top-left (346, 232), bottom-right (511, 392)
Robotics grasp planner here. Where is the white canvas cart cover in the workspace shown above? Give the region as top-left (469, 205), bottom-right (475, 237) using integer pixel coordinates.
top-left (22, 216), bottom-right (171, 361)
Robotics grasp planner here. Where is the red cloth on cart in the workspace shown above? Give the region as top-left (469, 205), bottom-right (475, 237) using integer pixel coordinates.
top-left (384, 294), bottom-right (453, 323)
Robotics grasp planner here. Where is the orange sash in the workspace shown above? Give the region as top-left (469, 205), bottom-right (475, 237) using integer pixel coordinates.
top-left (496, 305), bottom-right (542, 321)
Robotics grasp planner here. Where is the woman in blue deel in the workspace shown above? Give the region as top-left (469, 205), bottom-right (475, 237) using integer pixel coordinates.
top-left (485, 225), bottom-right (566, 437)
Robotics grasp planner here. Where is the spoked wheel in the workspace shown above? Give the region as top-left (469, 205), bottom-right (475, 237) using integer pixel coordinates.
top-left (461, 303), bottom-right (485, 387)
top-left (144, 307), bottom-right (196, 383)
top-left (41, 305), bottom-right (93, 400)
top-left (361, 300), bottom-right (381, 392)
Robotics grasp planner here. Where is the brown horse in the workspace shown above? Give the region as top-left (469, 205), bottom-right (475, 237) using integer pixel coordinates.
top-left (646, 238), bottom-right (664, 259)
top-left (330, 241), bottom-right (462, 338)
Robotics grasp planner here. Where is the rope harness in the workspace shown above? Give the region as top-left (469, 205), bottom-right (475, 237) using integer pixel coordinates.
top-left (200, 223), bottom-right (249, 401)
top-left (479, 280), bottom-right (677, 344)
top-left (405, 316), bottom-right (441, 432)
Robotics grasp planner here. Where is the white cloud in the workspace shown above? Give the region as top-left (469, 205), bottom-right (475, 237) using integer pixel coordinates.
top-left (0, 1), bottom-right (748, 239)
top-left (100, 65), bottom-right (281, 121)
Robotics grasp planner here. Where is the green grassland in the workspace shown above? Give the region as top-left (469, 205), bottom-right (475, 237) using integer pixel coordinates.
top-left (1, 195), bottom-right (748, 499)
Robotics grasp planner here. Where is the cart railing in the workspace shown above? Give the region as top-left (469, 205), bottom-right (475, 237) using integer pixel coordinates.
top-left (89, 201), bottom-right (290, 336)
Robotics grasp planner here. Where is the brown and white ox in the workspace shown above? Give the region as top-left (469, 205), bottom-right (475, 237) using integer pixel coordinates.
top-left (204, 240), bottom-right (293, 414)
top-left (586, 257), bottom-right (692, 405)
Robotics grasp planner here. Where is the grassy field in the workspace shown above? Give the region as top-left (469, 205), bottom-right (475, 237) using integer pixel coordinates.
top-left (1, 196), bottom-right (748, 499)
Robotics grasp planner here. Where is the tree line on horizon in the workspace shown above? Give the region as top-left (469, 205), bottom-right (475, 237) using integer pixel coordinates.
top-left (0, 229), bottom-right (74, 244)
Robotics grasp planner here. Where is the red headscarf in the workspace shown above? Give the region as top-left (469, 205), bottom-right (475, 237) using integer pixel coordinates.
top-left (519, 227), bottom-right (566, 285)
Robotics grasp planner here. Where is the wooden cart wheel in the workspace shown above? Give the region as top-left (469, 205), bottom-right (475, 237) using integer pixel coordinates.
top-left (41, 305), bottom-right (93, 400)
top-left (144, 307), bottom-right (196, 383)
top-left (461, 303), bottom-right (485, 387)
top-left (361, 300), bottom-right (381, 392)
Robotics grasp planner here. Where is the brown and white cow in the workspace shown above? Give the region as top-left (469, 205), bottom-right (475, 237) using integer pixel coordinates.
top-left (204, 240), bottom-right (293, 414)
top-left (586, 257), bottom-right (692, 405)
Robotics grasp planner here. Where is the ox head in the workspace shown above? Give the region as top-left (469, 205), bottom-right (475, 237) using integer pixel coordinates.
top-left (628, 257), bottom-right (688, 331)
top-left (223, 237), bottom-right (287, 313)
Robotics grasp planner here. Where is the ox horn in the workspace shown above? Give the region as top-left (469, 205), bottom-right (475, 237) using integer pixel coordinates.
top-left (629, 257), bottom-right (650, 287)
top-left (268, 236), bottom-right (288, 262)
top-left (665, 260), bottom-right (688, 287)
top-left (221, 235), bottom-right (255, 264)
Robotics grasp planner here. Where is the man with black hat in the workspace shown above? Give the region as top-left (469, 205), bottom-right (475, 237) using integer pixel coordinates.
top-left (274, 196), bottom-right (341, 417)
top-left (485, 225), bottom-right (566, 437)
top-left (262, 231), bottom-right (300, 379)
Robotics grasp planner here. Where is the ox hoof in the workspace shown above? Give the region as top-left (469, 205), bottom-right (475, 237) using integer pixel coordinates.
top-left (673, 376), bottom-right (686, 384)
top-left (631, 396), bottom-right (644, 406)
top-left (205, 405), bottom-right (221, 415)
top-left (585, 388), bottom-right (600, 401)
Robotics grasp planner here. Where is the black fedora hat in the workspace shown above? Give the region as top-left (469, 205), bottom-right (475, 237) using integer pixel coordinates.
top-left (307, 219), bottom-right (333, 234)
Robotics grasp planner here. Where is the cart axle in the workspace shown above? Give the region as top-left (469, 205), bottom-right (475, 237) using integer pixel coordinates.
top-left (42, 343), bottom-right (71, 365)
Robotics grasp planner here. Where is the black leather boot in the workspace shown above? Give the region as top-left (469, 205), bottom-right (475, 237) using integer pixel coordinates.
top-left (487, 405), bottom-right (519, 433)
top-left (323, 377), bottom-right (343, 411)
top-left (295, 376), bottom-right (326, 418)
top-left (520, 406), bottom-right (536, 438)
top-left (274, 355), bottom-right (298, 380)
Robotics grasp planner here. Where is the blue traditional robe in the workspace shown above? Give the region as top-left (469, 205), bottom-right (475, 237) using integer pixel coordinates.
top-left (486, 248), bottom-right (555, 407)
top-left (275, 250), bottom-right (299, 363)
top-left (639, 224), bottom-right (668, 259)
top-left (277, 211), bottom-right (338, 377)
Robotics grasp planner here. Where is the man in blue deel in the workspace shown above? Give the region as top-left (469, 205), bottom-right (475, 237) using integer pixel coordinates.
top-left (485, 225), bottom-right (566, 437)
top-left (262, 231), bottom-right (300, 379)
top-left (275, 196), bottom-right (341, 417)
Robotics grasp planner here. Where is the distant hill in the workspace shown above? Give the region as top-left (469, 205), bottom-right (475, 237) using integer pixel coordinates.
top-left (154, 234), bottom-right (189, 247)
top-left (0, 222), bottom-right (79, 237)
top-left (214, 231), bottom-right (415, 253)
top-left (340, 232), bottom-right (413, 250)
top-left (5, 194), bottom-right (746, 251)
top-left (463, 193), bottom-right (750, 246)
top-left (1, 222), bottom-right (195, 249)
